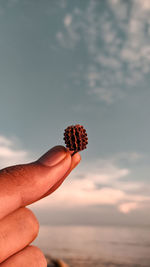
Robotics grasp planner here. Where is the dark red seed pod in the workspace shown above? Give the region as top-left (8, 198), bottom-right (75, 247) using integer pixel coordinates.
top-left (63, 124), bottom-right (88, 152)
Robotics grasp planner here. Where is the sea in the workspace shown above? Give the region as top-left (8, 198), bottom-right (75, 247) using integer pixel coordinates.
top-left (33, 225), bottom-right (150, 267)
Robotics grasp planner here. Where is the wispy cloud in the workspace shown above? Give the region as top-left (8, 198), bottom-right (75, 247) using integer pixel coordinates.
top-left (111, 152), bottom-right (144, 163)
top-left (0, 135), bottom-right (33, 169)
top-left (64, 14), bottom-right (72, 26)
top-left (56, 11), bottom-right (80, 49)
top-left (118, 202), bottom-right (139, 214)
top-left (56, 0), bottom-right (150, 104)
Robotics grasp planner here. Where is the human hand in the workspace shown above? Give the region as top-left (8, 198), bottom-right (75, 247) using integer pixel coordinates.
top-left (0, 145), bottom-right (81, 266)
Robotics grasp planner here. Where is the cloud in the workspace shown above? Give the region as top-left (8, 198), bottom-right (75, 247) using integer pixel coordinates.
top-left (64, 14), bottom-right (72, 26)
top-left (32, 153), bottom-right (150, 214)
top-left (88, 86), bottom-right (122, 104)
top-left (56, 0), bottom-right (150, 104)
top-left (95, 55), bottom-right (121, 69)
top-left (0, 136), bottom-right (13, 147)
top-left (107, 151), bottom-right (144, 164)
top-left (56, 32), bottom-right (66, 48)
top-left (138, 0), bottom-right (150, 10)
top-left (0, 135), bottom-right (33, 169)
top-left (56, 11), bottom-right (80, 48)
top-left (118, 202), bottom-right (139, 213)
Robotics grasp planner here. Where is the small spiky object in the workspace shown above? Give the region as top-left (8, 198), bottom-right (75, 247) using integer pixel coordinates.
top-left (63, 124), bottom-right (88, 153)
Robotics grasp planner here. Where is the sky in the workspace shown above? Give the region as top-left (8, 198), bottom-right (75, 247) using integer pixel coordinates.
top-left (0, 0), bottom-right (150, 226)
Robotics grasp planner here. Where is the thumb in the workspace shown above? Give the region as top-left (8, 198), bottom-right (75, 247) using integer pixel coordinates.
top-left (0, 146), bottom-right (71, 220)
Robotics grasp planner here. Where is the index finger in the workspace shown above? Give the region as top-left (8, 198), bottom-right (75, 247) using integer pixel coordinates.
top-left (0, 146), bottom-right (80, 220)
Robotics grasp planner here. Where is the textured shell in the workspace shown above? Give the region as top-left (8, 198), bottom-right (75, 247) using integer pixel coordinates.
top-left (63, 124), bottom-right (88, 152)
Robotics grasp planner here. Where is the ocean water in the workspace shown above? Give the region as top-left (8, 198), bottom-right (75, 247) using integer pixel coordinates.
top-left (33, 225), bottom-right (150, 267)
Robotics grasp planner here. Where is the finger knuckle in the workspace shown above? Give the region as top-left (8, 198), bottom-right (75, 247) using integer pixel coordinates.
top-left (29, 245), bottom-right (47, 267)
top-left (22, 208), bottom-right (39, 238)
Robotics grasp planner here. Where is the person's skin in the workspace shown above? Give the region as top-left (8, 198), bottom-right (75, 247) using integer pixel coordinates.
top-left (0, 145), bottom-right (81, 266)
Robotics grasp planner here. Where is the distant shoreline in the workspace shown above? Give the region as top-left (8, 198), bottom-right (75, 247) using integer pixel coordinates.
top-left (40, 223), bottom-right (150, 228)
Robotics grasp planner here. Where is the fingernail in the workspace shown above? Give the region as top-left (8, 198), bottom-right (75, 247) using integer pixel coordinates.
top-left (38, 146), bottom-right (67, 167)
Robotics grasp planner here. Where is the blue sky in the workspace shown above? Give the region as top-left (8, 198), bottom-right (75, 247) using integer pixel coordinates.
top-left (0, 0), bottom-right (150, 225)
